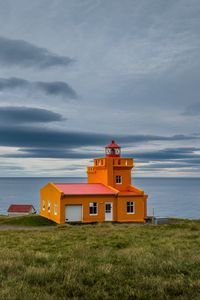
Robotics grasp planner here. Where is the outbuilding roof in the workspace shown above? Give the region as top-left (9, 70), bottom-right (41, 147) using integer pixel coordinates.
top-left (53, 183), bottom-right (118, 195)
top-left (7, 204), bottom-right (35, 213)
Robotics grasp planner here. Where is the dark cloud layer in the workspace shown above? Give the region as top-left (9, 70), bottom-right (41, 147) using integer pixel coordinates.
top-left (0, 106), bottom-right (65, 124)
top-left (119, 134), bottom-right (195, 144)
top-left (0, 36), bottom-right (74, 68)
top-left (0, 77), bottom-right (77, 99)
top-left (133, 148), bottom-right (200, 172)
top-left (0, 127), bottom-right (112, 149)
top-left (133, 148), bottom-right (198, 161)
top-left (0, 126), bottom-right (197, 149)
top-left (13, 148), bottom-right (92, 159)
top-left (0, 123), bottom-right (199, 173)
top-left (0, 123), bottom-right (198, 158)
top-left (19, 148), bottom-right (200, 162)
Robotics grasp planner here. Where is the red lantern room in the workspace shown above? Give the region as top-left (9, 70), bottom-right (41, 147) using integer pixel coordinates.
top-left (105, 140), bottom-right (121, 157)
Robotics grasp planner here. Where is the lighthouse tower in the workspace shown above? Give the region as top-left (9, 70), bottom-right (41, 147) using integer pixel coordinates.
top-left (87, 140), bottom-right (134, 191)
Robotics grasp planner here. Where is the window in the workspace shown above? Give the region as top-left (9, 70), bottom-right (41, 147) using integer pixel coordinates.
top-left (54, 201), bottom-right (57, 215)
top-left (89, 202), bottom-right (98, 215)
top-left (127, 201), bottom-right (135, 214)
top-left (42, 200), bottom-right (45, 211)
top-left (116, 175), bottom-right (122, 184)
top-left (48, 200), bottom-right (51, 213)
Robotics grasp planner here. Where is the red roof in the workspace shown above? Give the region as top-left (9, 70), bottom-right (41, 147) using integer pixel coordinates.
top-left (54, 183), bottom-right (117, 195)
top-left (106, 140), bottom-right (120, 148)
top-left (7, 204), bottom-right (35, 213)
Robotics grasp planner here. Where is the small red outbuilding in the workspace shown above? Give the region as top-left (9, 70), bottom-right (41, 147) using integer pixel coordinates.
top-left (7, 204), bottom-right (36, 216)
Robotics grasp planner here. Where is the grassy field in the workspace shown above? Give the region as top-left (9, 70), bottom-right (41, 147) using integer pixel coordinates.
top-left (0, 215), bottom-right (56, 226)
top-left (0, 218), bottom-right (200, 300)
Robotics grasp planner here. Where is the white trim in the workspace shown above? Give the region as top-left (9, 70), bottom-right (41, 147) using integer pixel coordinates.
top-left (115, 148), bottom-right (120, 155)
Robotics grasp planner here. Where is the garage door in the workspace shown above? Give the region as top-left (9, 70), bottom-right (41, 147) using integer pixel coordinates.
top-left (65, 205), bottom-right (82, 222)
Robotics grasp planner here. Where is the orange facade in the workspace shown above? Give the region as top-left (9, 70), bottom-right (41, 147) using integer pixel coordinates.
top-left (40, 141), bottom-right (148, 224)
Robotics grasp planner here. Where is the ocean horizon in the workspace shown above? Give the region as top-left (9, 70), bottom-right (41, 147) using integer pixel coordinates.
top-left (0, 177), bottom-right (199, 219)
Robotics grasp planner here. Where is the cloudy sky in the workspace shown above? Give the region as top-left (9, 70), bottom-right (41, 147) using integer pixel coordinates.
top-left (0, 0), bottom-right (200, 177)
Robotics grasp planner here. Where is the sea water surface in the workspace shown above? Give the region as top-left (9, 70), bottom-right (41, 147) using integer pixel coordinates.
top-left (0, 177), bottom-right (199, 219)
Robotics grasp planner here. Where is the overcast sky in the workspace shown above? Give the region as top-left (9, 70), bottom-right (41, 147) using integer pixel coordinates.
top-left (0, 0), bottom-right (200, 177)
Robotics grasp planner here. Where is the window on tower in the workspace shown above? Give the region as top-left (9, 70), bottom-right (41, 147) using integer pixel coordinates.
top-left (111, 148), bottom-right (115, 155)
top-left (116, 175), bottom-right (122, 184)
top-left (115, 148), bottom-right (120, 155)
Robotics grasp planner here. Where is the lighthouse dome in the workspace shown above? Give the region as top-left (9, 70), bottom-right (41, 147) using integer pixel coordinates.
top-left (105, 140), bottom-right (121, 157)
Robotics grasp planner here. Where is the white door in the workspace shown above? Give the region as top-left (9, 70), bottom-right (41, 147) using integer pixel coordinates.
top-left (65, 205), bottom-right (82, 222)
top-left (105, 202), bottom-right (113, 221)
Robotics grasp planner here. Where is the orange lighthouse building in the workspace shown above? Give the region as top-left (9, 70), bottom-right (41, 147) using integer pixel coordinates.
top-left (40, 141), bottom-right (148, 224)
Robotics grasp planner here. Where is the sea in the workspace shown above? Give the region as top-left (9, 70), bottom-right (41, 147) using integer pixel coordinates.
top-left (0, 177), bottom-right (199, 219)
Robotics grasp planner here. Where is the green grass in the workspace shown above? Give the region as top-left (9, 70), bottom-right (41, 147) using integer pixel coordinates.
top-left (0, 215), bottom-right (56, 226)
top-left (0, 220), bottom-right (200, 299)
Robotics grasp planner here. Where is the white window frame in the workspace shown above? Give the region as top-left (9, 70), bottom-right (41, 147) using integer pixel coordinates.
top-left (54, 201), bottom-right (57, 215)
top-left (127, 201), bottom-right (135, 214)
top-left (89, 202), bottom-right (98, 215)
top-left (116, 175), bottom-right (122, 184)
top-left (48, 200), bottom-right (51, 213)
top-left (42, 200), bottom-right (45, 211)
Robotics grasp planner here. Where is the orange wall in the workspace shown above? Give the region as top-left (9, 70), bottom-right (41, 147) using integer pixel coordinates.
top-left (88, 169), bottom-right (108, 185)
top-left (40, 183), bottom-right (62, 223)
top-left (117, 195), bottom-right (148, 223)
top-left (88, 157), bottom-right (133, 189)
top-left (113, 169), bottom-right (132, 191)
top-left (60, 195), bottom-right (117, 223)
top-left (59, 194), bottom-right (147, 224)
